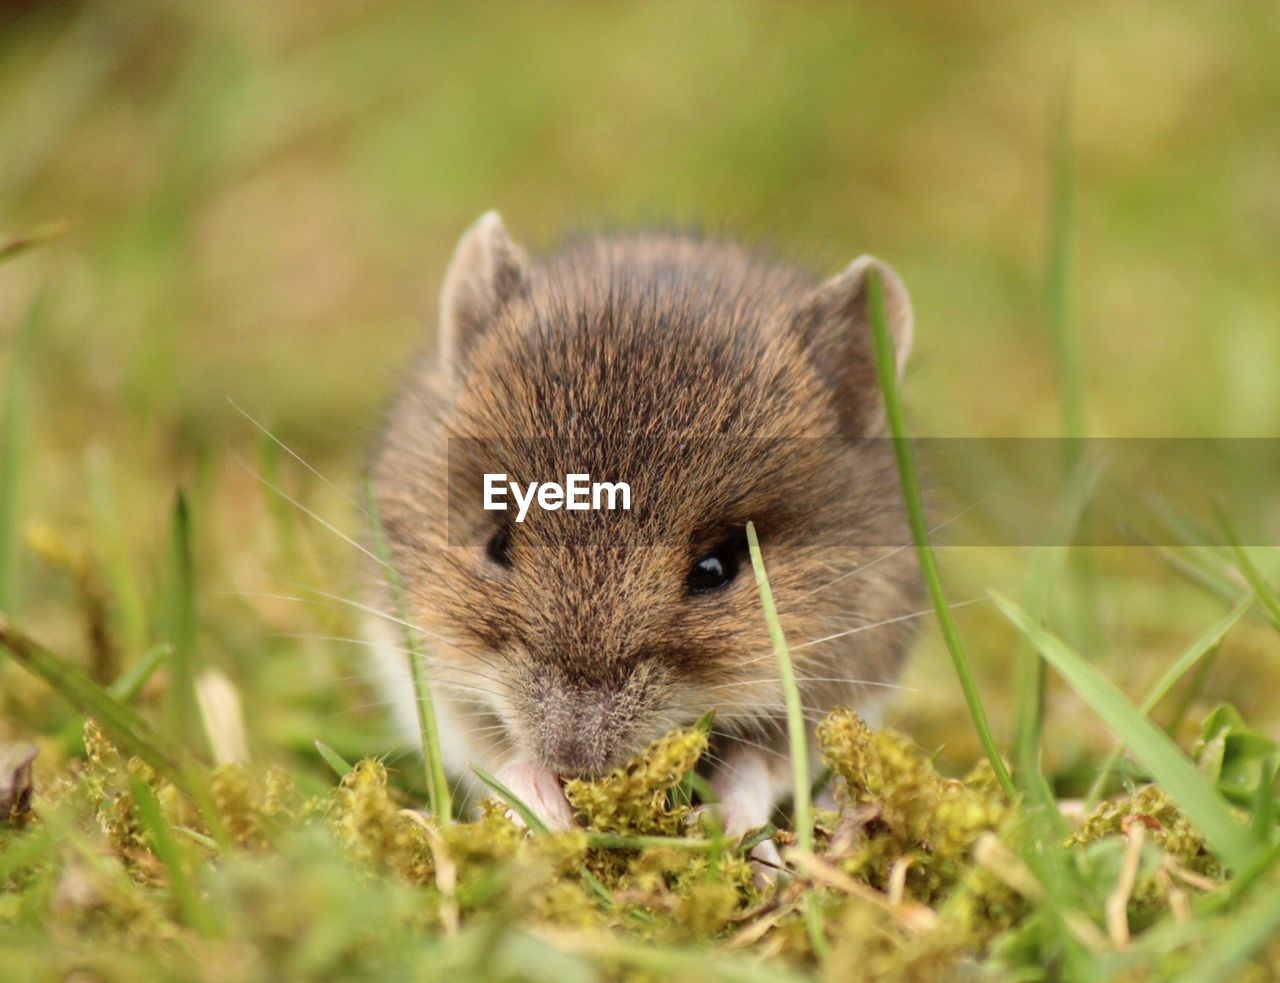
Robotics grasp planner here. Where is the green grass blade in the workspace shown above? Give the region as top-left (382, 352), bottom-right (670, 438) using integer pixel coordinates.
top-left (866, 268), bottom-right (1015, 798)
top-left (991, 592), bottom-right (1256, 872)
top-left (256, 430), bottom-right (300, 565)
top-left (0, 292), bottom-right (41, 611)
top-left (1250, 753), bottom-right (1277, 842)
top-left (469, 762), bottom-right (551, 834)
top-left (86, 446), bottom-right (149, 658)
top-left (109, 642), bottom-right (172, 704)
top-left (0, 222), bottom-right (69, 264)
top-left (130, 774), bottom-right (218, 936)
top-left (314, 739), bottom-right (353, 779)
top-left (1214, 503), bottom-right (1280, 630)
top-left (745, 520), bottom-right (827, 957)
top-left (0, 615), bottom-right (186, 779)
top-left (1086, 592), bottom-right (1252, 805)
top-left (365, 481), bottom-right (452, 822)
top-left (1013, 455), bottom-right (1100, 838)
top-left (1043, 71), bottom-right (1102, 666)
top-left (0, 614), bottom-right (225, 844)
top-left (167, 491), bottom-right (202, 754)
top-left (1175, 877), bottom-right (1280, 983)
top-left (744, 521), bottom-right (812, 854)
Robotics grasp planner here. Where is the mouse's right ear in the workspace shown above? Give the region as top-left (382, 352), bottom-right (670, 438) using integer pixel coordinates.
top-left (438, 210), bottom-right (531, 370)
top-left (793, 255), bottom-right (914, 435)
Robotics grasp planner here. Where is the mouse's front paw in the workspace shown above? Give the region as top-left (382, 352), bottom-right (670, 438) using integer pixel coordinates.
top-left (690, 802), bottom-right (783, 884)
top-left (493, 759), bottom-right (575, 831)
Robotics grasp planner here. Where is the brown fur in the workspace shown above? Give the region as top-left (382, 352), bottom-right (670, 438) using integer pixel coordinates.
top-left (372, 219), bottom-right (920, 784)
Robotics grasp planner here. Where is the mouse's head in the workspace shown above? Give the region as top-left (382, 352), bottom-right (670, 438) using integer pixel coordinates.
top-left (373, 213), bottom-right (918, 776)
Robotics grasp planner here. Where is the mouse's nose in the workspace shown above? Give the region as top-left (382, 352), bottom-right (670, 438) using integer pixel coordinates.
top-left (526, 680), bottom-right (634, 777)
top-left (541, 726), bottom-right (609, 777)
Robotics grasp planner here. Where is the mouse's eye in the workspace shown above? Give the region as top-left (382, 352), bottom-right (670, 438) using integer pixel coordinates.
top-left (486, 525), bottom-right (513, 568)
top-left (687, 534), bottom-right (744, 595)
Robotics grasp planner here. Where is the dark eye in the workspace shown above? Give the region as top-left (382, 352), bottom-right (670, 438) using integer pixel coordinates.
top-left (486, 525), bottom-right (512, 568)
top-left (686, 535), bottom-right (744, 595)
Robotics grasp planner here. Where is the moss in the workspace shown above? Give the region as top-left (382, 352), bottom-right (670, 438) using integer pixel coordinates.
top-left (817, 709), bottom-right (1009, 904)
top-left (1068, 785), bottom-right (1218, 877)
top-left (1, 708), bottom-right (1269, 980)
top-left (564, 726), bottom-right (709, 835)
top-left (331, 759), bottom-right (433, 883)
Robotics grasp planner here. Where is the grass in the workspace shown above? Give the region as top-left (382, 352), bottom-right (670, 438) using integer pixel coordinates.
top-left (0, 292), bottom-right (38, 613)
top-left (745, 520), bottom-right (826, 956)
top-left (866, 266), bottom-right (1016, 800)
top-left (993, 593), bottom-right (1258, 873)
top-left (4, 2), bottom-right (1280, 979)
top-left (365, 481), bottom-right (452, 823)
top-left (1086, 593), bottom-right (1253, 806)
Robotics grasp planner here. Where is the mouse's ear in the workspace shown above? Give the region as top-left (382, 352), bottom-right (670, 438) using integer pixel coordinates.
top-left (438, 211), bottom-right (531, 370)
top-left (794, 255), bottom-right (913, 433)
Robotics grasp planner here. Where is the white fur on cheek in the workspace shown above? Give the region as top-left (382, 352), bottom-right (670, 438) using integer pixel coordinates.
top-left (363, 615), bottom-right (475, 781)
top-left (496, 759), bottom-right (575, 831)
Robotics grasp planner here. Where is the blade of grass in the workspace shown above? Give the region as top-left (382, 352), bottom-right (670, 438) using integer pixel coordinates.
top-left (0, 614), bottom-right (227, 845)
top-left (745, 520), bottom-right (827, 958)
top-left (1086, 593), bottom-right (1253, 805)
top-left (1014, 454), bottom-right (1100, 840)
top-left (0, 616), bottom-right (187, 778)
top-left (1175, 877), bottom-right (1280, 983)
top-left (366, 481), bottom-right (451, 821)
top-left (167, 491), bottom-right (202, 755)
top-left (1214, 503), bottom-right (1280, 629)
top-left (992, 592), bottom-right (1256, 872)
top-left (1044, 71), bottom-right (1102, 660)
top-left (457, 769), bottom-right (620, 909)
top-left (87, 446), bottom-right (149, 658)
top-left (866, 268), bottom-right (1015, 798)
top-left (1225, 837), bottom-right (1280, 905)
top-left (1145, 540), bottom-right (1253, 609)
top-left (110, 643), bottom-right (172, 704)
top-left (130, 774), bottom-right (219, 936)
top-left (0, 222), bottom-right (70, 264)
top-left (57, 642), bottom-right (171, 755)
top-left (0, 292), bottom-right (41, 611)
top-left (1250, 753), bottom-right (1277, 842)
top-left (314, 739), bottom-right (353, 779)
top-left (256, 430), bottom-right (300, 566)
top-left (469, 762), bottom-right (551, 834)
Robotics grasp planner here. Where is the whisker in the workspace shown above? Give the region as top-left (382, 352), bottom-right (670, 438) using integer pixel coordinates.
top-left (700, 676), bottom-right (912, 693)
top-left (799, 494), bottom-right (991, 599)
top-left (230, 450), bottom-right (391, 573)
top-left (790, 596), bottom-right (987, 651)
top-left (227, 396), bottom-right (370, 518)
top-left (281, 581), bottom-right (481, 661)
top-left (266, 632), bottom-right (510, 689)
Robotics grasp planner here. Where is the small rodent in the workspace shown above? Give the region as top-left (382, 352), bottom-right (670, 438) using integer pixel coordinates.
top-left (369, 212), bottom-right (920, 852)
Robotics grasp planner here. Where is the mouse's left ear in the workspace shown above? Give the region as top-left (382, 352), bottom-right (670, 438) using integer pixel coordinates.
top-left (438, 210), bottom-right (531, 370)
top-left (794, 255), bottom-right (914, 432)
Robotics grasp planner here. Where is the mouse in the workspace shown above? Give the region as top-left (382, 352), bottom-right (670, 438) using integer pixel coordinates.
top-left (367, 211), bottom-right (920, 855)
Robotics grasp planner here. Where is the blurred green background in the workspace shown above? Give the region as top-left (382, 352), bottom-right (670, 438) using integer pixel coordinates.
top-left (2, 1), bottom-right (1278, 785)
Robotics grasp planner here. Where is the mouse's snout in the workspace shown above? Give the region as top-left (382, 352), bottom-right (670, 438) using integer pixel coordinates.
top-left (513, 660), bottom-right (667, 777)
